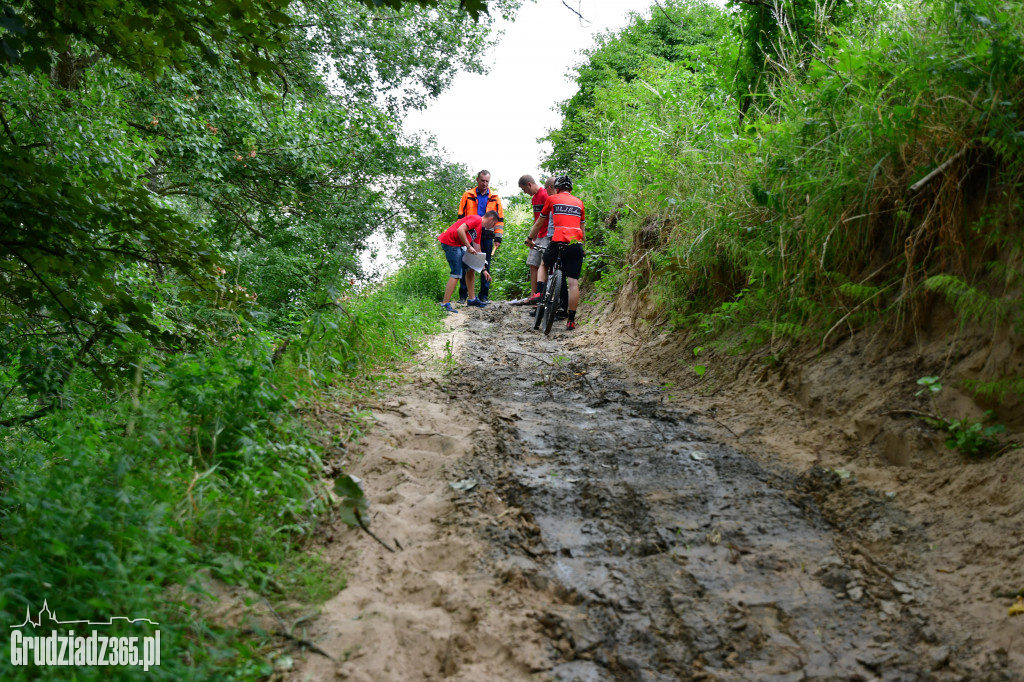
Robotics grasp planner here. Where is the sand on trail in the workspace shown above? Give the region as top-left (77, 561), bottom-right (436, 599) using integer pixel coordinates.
top-left (288, 313), bottom-right (552, 682)
top-left (286, 298), bottom-right (1024, 681)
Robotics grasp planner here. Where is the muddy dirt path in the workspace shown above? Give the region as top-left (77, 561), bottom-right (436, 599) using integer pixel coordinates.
top-left (291, 304), bottom-right (1019, 681)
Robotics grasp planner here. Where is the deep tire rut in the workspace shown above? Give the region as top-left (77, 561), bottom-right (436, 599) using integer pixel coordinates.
top-left (450, 304), bottom-right (1008, 682)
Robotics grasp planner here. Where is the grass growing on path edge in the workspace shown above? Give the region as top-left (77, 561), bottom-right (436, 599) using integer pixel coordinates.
top-left (0, 264), bottom-right (446, 681)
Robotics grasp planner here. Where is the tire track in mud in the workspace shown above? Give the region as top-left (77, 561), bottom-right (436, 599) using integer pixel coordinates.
top-left (453, 305), bottom-right (990, 682)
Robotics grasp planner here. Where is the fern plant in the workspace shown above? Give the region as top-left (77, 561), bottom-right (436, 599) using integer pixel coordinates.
top-left (838, 281), bottom-right (883, 302)
top-left (964, 376), bottom-right (1024, 403)
top-left (923, 274), bottom-right (1011, 327)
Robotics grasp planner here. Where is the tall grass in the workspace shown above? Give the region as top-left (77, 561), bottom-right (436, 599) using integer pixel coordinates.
top-left (568, 0), bottom-right (1024, 357)
top-left (0, 265), bottom-right (446, 680)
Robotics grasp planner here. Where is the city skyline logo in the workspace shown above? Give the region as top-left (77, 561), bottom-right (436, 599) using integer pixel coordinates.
top-left (9, 600), bottom-right (161, 671)
top-left (10, 600), bottom-right (160, 629)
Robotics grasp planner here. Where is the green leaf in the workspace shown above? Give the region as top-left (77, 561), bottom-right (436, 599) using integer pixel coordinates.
top-left (0, 8), bottom-right (26, 36)
top-left (334, 474), bottom-right (369, 528)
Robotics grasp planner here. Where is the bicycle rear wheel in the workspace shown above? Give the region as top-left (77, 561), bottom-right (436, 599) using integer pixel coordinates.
top-left (543, 270), bottom-right (564, 335)
top-left (534, 278), bottom-right (554, 330)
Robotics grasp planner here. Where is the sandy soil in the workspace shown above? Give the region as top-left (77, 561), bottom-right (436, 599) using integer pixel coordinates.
top-left (278, 296), bottom-right (1023, 681)
top-left (287, 314), bottom-right (553, 682)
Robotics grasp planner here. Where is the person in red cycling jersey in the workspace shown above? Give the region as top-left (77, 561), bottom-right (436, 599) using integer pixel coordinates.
top-left (527, 175), bottom-right (584, 330)
top-left (518, 174), bottom-right (549, 299)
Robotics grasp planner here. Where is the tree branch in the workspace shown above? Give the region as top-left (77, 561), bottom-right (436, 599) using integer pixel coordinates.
top-left (654, 0), bottom-right (683, 29)
top-left (0, 104), bottom-right (18, 147)
top-left (0, 402), bottom-right (55, 428)
top-left (210, 198), bottom-right (267, 240)
top-left (0, 322), bottom-right (108, 427)
top-left (561, 0), bottom-right (591, 26)
top-left (354, 507), bottom-right (396, 553)
top-left (909, 145), bottom-right (972, 193)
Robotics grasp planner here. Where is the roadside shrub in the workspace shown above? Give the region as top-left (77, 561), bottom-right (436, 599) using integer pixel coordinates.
top-left (0, 269), bottom-right (444, 679)
top-left (385, 247), bottom-right (450, 302)
top-left (548, 0), bottom-right (1024, 359)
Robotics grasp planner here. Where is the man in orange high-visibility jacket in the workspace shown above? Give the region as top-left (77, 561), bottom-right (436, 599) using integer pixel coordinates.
top-left (457, 170), bottom-right (504, 303)
top-left (528, 175), bottom-right (585, 330)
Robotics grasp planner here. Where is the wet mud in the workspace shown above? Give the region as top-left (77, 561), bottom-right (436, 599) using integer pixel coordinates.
top-left (448, 305), bottom-right (1014, 682)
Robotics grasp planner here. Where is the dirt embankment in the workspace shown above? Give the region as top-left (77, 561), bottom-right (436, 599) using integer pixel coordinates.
top-left (268, 298), bottom-right (1022, 681)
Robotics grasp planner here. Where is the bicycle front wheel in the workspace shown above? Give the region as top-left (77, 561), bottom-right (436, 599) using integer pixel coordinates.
top-left (543, 270), bottom-right (564, 335)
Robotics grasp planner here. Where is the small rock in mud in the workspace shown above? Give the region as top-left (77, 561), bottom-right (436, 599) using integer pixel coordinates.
top-left (928, 645), bottom-right (950, 670)
top-left (681, 610), bottom-right (722, 653)
top-left (553, 637), bottom-right (573, 656)
top-left (891, 579), bottom-right (913, 595)
top-left (563, 615), bottom-right (602, 653)
top-left (856, 646), bottom-right (896, 671)
top-left (819, 565), bottom-right (853, 592)
top-left (814, 555), bottom-right (844, 575)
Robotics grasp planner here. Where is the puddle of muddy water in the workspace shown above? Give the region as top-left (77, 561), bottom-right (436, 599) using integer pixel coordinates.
top-left (452, 307), bottom-right (982, 682)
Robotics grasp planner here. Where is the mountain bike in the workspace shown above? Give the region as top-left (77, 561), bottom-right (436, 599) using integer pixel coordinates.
top-left (533, 248), bottom-right (564, 335)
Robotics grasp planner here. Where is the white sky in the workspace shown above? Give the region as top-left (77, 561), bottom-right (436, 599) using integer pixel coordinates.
top-left (403, 0), bottom-right (658, 196)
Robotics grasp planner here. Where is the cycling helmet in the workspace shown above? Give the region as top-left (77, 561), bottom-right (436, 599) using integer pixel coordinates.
top-left (553, 175), bottom-right (573, 192)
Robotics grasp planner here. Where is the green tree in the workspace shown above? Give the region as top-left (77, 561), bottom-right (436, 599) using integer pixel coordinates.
top-left (544, 0), bottom-right (729, 175)
top-left (1, 0), bottom-right (518, 422)
top-left (728, 0), bottom-right (856, 119)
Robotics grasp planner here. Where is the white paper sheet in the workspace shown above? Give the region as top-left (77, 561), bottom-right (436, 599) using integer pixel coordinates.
top-left (462, 250), bottom-right (486, 273)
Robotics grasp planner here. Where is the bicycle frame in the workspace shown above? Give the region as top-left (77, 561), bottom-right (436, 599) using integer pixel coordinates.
top-left (534, 248), bottom-right (564, 334)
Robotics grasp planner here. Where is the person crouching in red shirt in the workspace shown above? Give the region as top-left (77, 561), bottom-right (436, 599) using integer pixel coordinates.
top-left (437, 211), bottom-right (499, 313)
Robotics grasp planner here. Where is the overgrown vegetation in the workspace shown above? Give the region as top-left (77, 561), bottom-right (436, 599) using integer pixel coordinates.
top-left (0, 265), bottom-right (450, 679)
top-left (544, 0), bottom-right (1024, 409)
top-left (0, 0), bottom-right (518, 678)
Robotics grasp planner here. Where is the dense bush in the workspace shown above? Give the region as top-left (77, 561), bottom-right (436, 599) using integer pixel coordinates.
top-left (0, 0), bottom-right (505, 676)
top-left (545, 0), bottom-right (1024, 362)
top-left (0, 273), bottom-right (444, 679)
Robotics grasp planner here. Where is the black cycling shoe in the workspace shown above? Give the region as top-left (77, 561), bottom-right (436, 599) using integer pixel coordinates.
top-left (555, 309), bottom-right (568, 320)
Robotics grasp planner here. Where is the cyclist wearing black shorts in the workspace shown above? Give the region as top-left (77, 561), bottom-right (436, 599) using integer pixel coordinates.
top-left (528, 175), bottom-right (585, 330)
